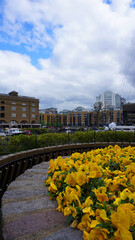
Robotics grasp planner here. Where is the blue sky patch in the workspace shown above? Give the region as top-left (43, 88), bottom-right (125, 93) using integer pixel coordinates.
top-left (103, 0), bottom-right (112, 5)
top-left (0, 41), bottom-right (53, 69)
top-left (130, 0), bottom-right (135, 8)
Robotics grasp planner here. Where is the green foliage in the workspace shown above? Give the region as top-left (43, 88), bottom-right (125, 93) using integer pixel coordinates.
top-left (28, 128), bottom-right (50, 135)
top-left (7, 134), bottom-right (38, 153)
top-left (0, 130), bottom-right (135, 154)
top-left (0, 136), bottom-right (9, 153)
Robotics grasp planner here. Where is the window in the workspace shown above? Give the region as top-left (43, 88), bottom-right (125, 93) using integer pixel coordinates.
top-left (32, 108), bottom-right (35, 112)
top-left (32, 104), bottom-right (35, 106)
top-left (12, 106), bottom-right (16, 110)
top-left (0, 106), bottom-right (5, 111)
top-left (12, 102), bottom-right (16, 105)
top-left (32, 114), bottom-right (36, 118)
top-left (22, 107), bottom-right (26, 111)
top-left (1, 113), bottom-right (5, 118)
top-left (22, 103), bottom-right (26, 106)
top-left (22, 114), bottom-right (26, 118)
top-left (12, 113), bottom-right (16, 118)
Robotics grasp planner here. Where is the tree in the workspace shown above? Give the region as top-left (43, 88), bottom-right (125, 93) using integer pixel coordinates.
top-left (91, 102), bottom-right (103, 127)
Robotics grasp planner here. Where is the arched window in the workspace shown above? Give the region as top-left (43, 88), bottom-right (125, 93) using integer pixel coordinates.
top-left (31, 120), bottom-right (36, 124)
top-left (10, 120), bottom-right (18, 125)
top-left (1, 113), bottom-right (5, 118)
top-left (0, 120), bottom-right (6, 124)
top-left (21, 120), bottom-right (28, 124)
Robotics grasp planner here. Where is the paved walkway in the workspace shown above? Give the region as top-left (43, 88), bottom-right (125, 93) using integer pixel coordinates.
top-left (1, 162), bottom-right (83, 240)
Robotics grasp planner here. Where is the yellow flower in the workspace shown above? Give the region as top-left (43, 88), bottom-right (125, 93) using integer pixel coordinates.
top-left (113, 197), bottom-right (121, 206)
top-left (96, 192), bottom-right (109, 203)
top-left (49, 159), bottom-right (57, 172)
top-left (48, 182), bottom-right (57, 193)
top-left (70, 219), bottom-right (78, 228)
top-left (131, 175), bottom-right (135, 186)
top-left (114, 226), bottom-right (133, 240)
top-left (99, 209), bottom-right (110, 221)
top-left (90, 220), bottom-right (100, 228)
top-left (82, 207), bottom-right (95, 216)
top-left (64, 207), bottom-right (72, 216)
top-left (56, 192), bottom-right (63, 205)
top-left (120, 188), bottom-right (131, 200)
top-left (65, 172), bottom-right (77, 186)
top-left (77, 214), bottom-right (91, 231)
top-left (129, 192), bottom-right (135, 203)
top-left (76, 171), bottom-right (87, 186)
top-left (89, 163), bottom-right (102, 178)
top-left (76, 185), bottom-right (81, 197)
top-left (83, 228), bottom-right (109, 240)
top-left (45, 176), bottom-right (52, 185)
top-left (88, 171), bottom-right (97, 178)
top-left (57, 205), bottom-right (63, 211)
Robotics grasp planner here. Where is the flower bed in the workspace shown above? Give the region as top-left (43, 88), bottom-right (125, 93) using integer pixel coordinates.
top-left (46, 145), bottom-right (135, 240)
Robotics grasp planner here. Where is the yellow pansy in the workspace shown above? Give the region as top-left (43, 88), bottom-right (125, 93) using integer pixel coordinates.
top-left (81, 196), bottom-right (93, 209)
top-left (82, 207), bottom-right (95, 216)
top-left (48, 182), bottom-right (57, 193)
top-left (77, 213), bottom-right (91, 231)
top-left (90, 220), bottom-right (100, 228)
top-left (84, 228), bottom-right (109, 240)
top-left (76, 171), bottom-right (87, 186)
top-left (114, 226), bottom-right (133, 240)
top-left (130, 175), bottom-right (135, 186)
top-left (99, 209), bottom-right (110, 221)
top-left (70, 219), bottom-right (78, 228)
top-left (113, 197), bottom-right (121, 206)
top-left (64, 207), bottom-right (72, 216)
top-left (96, 192), bottom-right (109, 203)
top-left (120, 188), bottom-right (131, 200)
top-left (65, 172), bottom-right (77, 186)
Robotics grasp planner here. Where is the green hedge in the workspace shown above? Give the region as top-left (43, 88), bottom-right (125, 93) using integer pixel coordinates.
top-left (24, 128), bottom-right (50, 135)
top-left (0, 130), bottom-right (135, 154)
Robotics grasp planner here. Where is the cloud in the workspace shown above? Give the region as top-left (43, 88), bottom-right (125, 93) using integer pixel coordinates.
top-left (0, 0), bottom-right (135, 110)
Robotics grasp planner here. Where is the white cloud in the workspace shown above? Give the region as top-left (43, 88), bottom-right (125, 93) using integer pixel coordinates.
top-left (0, 0), bottom-right (135, 110)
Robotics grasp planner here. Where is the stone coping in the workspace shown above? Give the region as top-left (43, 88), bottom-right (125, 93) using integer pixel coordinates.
top-left (1, 161), bottom-right (83, 240)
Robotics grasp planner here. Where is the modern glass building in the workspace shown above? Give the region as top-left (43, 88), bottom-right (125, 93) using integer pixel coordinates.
top-left (96, 91), bottom-right (123, 110)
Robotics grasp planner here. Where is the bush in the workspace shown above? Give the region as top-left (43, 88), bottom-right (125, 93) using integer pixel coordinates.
top-left (0, 130), bottom-right (135, 154)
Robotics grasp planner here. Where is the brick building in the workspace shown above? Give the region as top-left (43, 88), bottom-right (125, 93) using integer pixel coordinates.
top-left (0, 91), bottom-right (39, 127)
top-left (123, 103), bottom-right (135, 125)
top-left (40, 109), bottom-right (123, 127)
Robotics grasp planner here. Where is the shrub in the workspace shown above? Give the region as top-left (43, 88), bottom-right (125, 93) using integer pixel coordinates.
top-left (0, 130), bottom-right (135, 154)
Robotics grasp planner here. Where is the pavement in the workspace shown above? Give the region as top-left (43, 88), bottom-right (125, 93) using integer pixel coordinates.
top-left (1, 161), bottom-right (83, 240)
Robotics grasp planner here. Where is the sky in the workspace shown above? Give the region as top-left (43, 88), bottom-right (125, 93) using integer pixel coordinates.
top-left (0, 0), bottom-right (135, 111)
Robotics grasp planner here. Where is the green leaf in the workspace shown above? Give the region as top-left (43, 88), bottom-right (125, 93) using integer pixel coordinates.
top-left (67, 214), bottom-right (74, 224)
top-left (103, 201), bottom-right (106, 210)
top-left (130, 198), bottom-right (134, 204)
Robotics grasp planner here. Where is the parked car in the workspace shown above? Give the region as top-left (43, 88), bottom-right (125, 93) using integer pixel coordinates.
top-left (24, 130), bottom-right (31, 135)
top-left (0, 128), bottom-right (6, 136)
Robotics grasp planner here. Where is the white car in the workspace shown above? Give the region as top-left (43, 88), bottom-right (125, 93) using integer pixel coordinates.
top-left (0, 128), bottom-right (6, 136)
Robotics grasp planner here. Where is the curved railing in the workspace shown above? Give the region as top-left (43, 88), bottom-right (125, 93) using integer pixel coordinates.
top-left (1, 142), bottom-right (135, 202)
